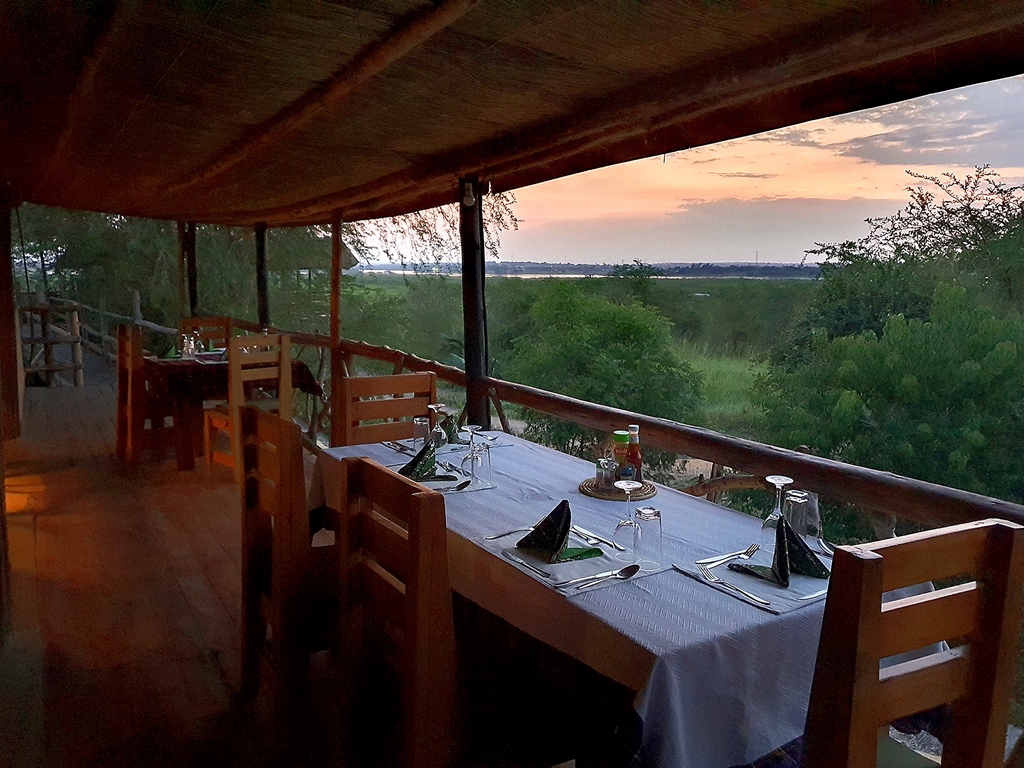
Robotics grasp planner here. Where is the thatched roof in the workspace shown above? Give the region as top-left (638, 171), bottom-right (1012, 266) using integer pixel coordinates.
top-left (3, 1), bottom-right (1024, 226)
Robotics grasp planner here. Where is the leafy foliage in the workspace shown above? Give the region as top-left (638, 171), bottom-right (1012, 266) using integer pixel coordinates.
top-left (502, 282), bottom-right (703, 459)
top-left (757, 285), bottom-right (1024, 501)
top-left (760, 167), bottom-right (1024, 504)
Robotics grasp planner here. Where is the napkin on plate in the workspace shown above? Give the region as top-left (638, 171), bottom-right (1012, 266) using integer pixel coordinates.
top-left (516, 499), bottom-right (602, 564)
top-left (729, 515), bottom-right (829, 587)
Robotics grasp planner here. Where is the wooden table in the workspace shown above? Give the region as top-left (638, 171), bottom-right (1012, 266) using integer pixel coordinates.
top-left (310, 435), bottom-right (829, 767)
top-left (142, 357), bottom-right (321, 470)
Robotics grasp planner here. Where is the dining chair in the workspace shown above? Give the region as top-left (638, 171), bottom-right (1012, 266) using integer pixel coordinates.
top-left (179, 315), bottom-right (234, 351)
top-left (116, 324), bottom-right (172, 462)
top-left (239, 406), bottom-right (334, 711)
top-left (336, 456), bottom-right (456, 768)
top-left (330, 371), bottom-right (436, 447)
top-left (205, 333), bottom-right (292, 483)
top-left (799, 518), bottom-right (1024, 768)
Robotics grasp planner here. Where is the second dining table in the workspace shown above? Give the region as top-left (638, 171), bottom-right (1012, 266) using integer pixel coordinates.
top-left (308, 433), bottom-right (829, 768)
top-left (144, 355), bottom-right (322, 470)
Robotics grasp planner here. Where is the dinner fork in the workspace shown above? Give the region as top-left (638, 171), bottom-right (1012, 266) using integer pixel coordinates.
top-left (695, 562), bottom-right (771, 606)
top-left (696, 542), bottom-right (759, 568)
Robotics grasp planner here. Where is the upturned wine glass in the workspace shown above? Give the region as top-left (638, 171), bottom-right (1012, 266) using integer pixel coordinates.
top-left (427, 404), bottom-right (448, 449)
top-left (760, 475), bottom-right (793, 555)
top-left (613, 479), bottom-right (642, 563)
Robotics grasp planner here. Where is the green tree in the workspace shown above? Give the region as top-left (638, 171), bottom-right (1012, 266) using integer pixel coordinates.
top-left (756, 285), bottom-right (1024, 502)
top-left (503, 282), bottom-right (703, 460)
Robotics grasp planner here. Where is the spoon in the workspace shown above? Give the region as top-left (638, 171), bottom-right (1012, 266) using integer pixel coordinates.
top-left (575, 563), bottom-right (641, 591)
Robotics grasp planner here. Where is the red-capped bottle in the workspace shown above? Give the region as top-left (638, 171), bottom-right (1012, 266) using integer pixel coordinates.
top-left (626, 424), bottom-right (643, 482)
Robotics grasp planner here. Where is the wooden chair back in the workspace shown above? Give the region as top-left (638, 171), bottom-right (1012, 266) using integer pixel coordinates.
top-left (116, 324), bottom-right (171, 461)
top-left (179, 315), bottom-right (234, 350)
top-left (337, 457), bottom-right (455, 768)
top-left (239, 406), bottom-right (324, 706)
top-left (332, 372), bottom-right (436, 446)
top-left (803, 518), bottom-right (1024, 768)
top-left (206, 333), bottom-right (292, 482)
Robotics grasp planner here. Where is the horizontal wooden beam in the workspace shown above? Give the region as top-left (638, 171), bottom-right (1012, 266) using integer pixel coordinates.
top-left (483, 377), bottom-right (1024, 530)
top-left (163, 0), bottom-right (479, 198)
top-left (184, 317), bottom-right (1024, 532)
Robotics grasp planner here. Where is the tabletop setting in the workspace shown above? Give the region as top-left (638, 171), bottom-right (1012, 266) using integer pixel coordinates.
top-left (307, 423), bottom-right (840, 768)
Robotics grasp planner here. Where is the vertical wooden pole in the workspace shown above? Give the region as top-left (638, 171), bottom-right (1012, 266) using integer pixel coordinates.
top-left (330, 212), bottom-right (346, 446)
top-left (177, 220), bottom-right (198, 319)
top-left (255, 222), bottom-right (269, 328)
top-left (0, 191), bottom-right (20, 440)
top-left (185, 222), bottom-right (198, 317)
top-left (459, 176), bottom-right (490, 429)
top-left (176, 221), bottom-right (187, 321)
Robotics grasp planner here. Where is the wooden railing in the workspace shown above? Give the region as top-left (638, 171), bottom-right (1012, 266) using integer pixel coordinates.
top-left (227, 316), bottom-right (1024, 530)
top-left (18, 299), bottom-right (84, 386)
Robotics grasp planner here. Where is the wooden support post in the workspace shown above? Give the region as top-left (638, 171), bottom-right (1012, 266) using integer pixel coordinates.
top-left (459, 176), bottom-right (490, 429)
top-left (329, 212), bottom-right (346, 446)
top-left (255, 222), bottom-right (269, 328)
top-left (185, 222), bottom-right (198, 317)
top-left (176, 220), bottom-right (198, 319)
top-left (70, 309), bottom-right (84, 386)
top-left (176, 221), bottom-right (187, 321)
top-left (0, 193), bottom-right (19, 439)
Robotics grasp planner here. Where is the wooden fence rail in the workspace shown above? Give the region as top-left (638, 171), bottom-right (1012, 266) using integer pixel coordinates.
top-left (74, 308), bottom-right (1024, 530)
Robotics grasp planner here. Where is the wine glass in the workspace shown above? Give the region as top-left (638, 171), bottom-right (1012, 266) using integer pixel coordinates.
top-left (459, 425), bottom-right (486, 486)
top-left (761, 475), bottom-right (793, 555)
top-left (613, 480), bottom-right (642, 563)
top-left (427, 404), bottom-right (448, 449)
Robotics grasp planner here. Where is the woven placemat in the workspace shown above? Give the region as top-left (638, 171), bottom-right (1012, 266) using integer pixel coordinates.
top-left (578, 478), bottom-right (658, 501)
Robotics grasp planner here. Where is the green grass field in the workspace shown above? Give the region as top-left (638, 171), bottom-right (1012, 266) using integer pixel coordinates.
top-left (678, 342), bottom-right (765, 438)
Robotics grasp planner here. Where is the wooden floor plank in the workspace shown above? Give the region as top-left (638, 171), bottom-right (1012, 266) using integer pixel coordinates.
top-left (0, 367), bottom-right (341, 768)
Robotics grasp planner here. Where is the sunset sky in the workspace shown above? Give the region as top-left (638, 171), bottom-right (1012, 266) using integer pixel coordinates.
top-left (499, 74), bottom-right (1024, 265)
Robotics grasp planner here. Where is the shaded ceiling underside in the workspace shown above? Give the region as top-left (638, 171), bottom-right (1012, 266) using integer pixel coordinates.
top-left (3, 0), bottom-right (1024, 226)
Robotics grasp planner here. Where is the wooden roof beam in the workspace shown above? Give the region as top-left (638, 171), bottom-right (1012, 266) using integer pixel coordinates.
top-left (163, 0), bottom-right (479, 198)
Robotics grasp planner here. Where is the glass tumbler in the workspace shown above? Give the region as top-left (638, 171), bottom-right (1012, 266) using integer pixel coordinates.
top-left (412, 417), bottom-right (430, 452)
top-left (783, 490), bottom-right (811, 538)
top-left (635, 506), bottom-right (662, 572)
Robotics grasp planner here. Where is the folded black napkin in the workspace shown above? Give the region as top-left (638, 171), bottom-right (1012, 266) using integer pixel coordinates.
top-left (398, 441), bottom-right (437, 481)
top-left (729, 515), bottom-right (829, 587)
top-left (398, 441), bottom-right (459, 483)
top-left (516, 499), bottom-right (602, 564)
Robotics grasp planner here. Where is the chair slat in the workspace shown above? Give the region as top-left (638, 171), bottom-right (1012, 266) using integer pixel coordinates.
top-left (362, 510), bottom-right (412, 586)
top-left (347, 373), bottom-right (434, 399)
top-left (239, 349), bottom-right (281, 366)
top-left (879, 582), bottom-right (981, 659)
top-left (352, 394), bottom-right (432, 423)
top-left (858, 522), bottom-right (991, 592)
top-left (240, 366), bottom-right (281, 382)
top-left (877, 646), bottom-right (971, 724)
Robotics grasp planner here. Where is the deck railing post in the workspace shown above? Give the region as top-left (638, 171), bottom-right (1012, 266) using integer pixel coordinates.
top-left (0, 190), bottom-right (20, 439)
top-left (177, 221), bottom-right (197, 320)
top-left (459, 176), bottom-right (490, 429)
top-left (255, 222), bottom-right (269, 328)
top-left (330, 212), bottom-right (345, 446)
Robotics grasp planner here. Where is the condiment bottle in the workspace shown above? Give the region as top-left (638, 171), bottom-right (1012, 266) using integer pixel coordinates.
top-left (626, 424), bottom-right (643, 482)
top-left (612, 430), bottom-right (630, 473)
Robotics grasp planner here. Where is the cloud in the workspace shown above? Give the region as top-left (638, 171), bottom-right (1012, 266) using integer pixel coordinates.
top-left (712, 171), bottom-right (777, 179)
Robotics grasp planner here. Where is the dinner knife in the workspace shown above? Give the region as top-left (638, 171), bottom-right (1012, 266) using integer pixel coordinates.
top-left (553, 568), bottom-right (623, 588)
top-left (501, 549), bottom-right (551, 579)
top-left (572, 525), bottom-right (625, 551)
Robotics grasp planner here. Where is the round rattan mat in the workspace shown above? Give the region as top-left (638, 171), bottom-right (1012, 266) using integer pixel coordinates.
top-left (578, 478), bottom-right (658, 502)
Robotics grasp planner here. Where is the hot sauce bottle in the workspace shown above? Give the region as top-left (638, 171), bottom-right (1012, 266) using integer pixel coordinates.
top-left (626, 424), bottom-right (643, 482)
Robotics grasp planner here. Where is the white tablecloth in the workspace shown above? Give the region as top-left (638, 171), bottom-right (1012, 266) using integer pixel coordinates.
top-left (309, 434), bottom-right (826, 768)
